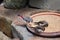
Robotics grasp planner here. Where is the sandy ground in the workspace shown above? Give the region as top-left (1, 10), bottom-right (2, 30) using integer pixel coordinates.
top-left (0, 6), bottom-right (60, 40)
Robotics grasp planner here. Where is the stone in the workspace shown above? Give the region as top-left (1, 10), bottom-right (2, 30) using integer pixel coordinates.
top-left (0, 16), bottom-right (13, 38)
top-left (4, 0), bottom-right (27, 9)
top-left (29, 0), bottom-right (60, 10)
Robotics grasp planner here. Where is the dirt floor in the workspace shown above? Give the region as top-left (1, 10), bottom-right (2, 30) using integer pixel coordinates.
top-left (0, 6), bottom-right (60, 40)
top-left (0, 6), bottom-right (40, 20)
